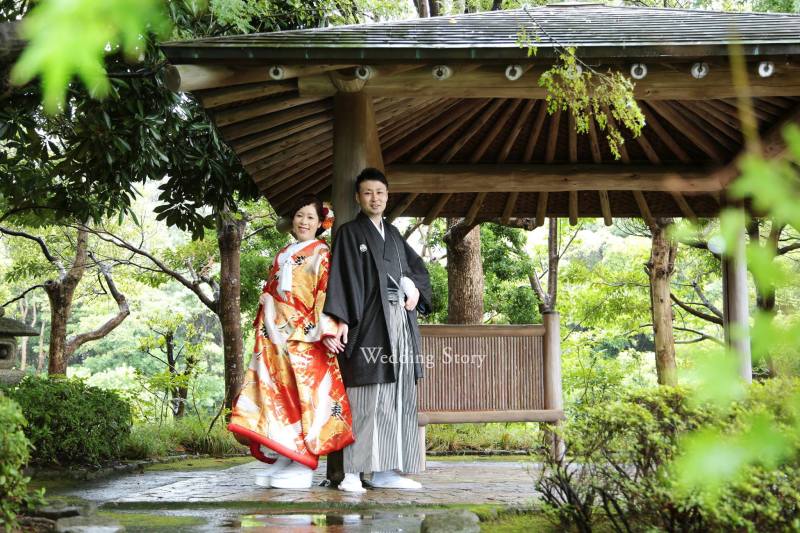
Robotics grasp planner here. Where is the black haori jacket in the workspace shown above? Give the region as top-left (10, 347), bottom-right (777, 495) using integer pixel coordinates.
top-left (323, 211), bottom-right (432, 387)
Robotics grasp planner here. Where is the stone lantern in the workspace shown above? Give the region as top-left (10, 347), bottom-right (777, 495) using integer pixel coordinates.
top-left (0, 307), bottom-right (39, 385)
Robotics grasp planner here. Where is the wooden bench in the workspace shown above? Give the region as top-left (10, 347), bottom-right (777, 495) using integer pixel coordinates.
top-left (416, 313), bottom-right (564, 466)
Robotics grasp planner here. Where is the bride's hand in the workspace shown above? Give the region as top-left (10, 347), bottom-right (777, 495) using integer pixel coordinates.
top-left (323, 323), bottom-right (348, 353)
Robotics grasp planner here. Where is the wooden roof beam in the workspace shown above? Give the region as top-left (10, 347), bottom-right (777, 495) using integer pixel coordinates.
top-left (501, 192), bottom-right (519, 225)
top-left (523, 101), bottom-right (548, 163)
top-left (298, 63), bottom-right (800, 100)
top-left (167, 64), bottom-right (352, 92)
top-left (498, 99), bottom-right (536, 163)
top-left (386, 164), bottom-right (720, 193)
top-left (568, 114), bottom-right (578, 225)
top-left (588, 118), bottom-right (613, 226)
top-left (633, 191), bottom-right (656, 228)
top-left (712, 102), bottom-right (800, 186)
top-left (412, 101), bottom-right (491, 162)
top-left (647, 100), bottom-right (726, 163)
top-left (387, 193), bottom-right (419, 222)
top-left (423, 194), bottom-right (452, 225)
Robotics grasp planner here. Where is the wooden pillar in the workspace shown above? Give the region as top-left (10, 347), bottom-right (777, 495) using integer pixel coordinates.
top-left (418, 425), bottom-right (427, 471)
top-left (328, 90), bottom-right (383, 485)
top-left (542, 311), bottom-right (564, 459)
top-left (722, 216), bottom-right (752, 383)
top-left (332, 91), bottom-right (384, 229)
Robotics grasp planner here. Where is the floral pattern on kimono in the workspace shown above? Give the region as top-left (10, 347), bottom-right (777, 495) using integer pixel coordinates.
top-left (228, 239), bottom-right (354, 469)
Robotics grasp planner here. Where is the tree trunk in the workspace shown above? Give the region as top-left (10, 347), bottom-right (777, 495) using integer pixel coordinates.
top-left (37, 317), bottom-right (46, 373)
top-left (444, 219), bottom-right (484, 324)
top-left (44, 228), bottom-right (88, 375)
top-left (217, 211), bottom-right (247, 412)
top-left (45, 283), bottom-right (74, 375)
top-left (491, 0), bottom-right (503, 10)
top-left (647, 218), bottom-right (678, 386)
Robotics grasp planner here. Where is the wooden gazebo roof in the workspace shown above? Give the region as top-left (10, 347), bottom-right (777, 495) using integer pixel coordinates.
top-left (162, 4), bottom-right (800, 225)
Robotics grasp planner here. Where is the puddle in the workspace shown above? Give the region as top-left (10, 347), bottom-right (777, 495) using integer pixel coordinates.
top-left (224, 511), bottom-right (426, 531)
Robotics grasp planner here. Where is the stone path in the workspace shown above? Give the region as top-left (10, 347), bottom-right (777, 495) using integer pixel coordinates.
top-left (53, 458), bottom-right (542, 507)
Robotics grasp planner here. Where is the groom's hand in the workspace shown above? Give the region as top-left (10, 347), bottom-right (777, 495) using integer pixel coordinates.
top-left (404, 286), bottom-right (420, 311)
top-left (323, 323), bottom-right (349, 353)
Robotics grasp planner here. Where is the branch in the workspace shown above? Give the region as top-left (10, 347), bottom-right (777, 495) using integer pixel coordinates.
top-left (443, 218), bottom-right (478, 246)
top-left (557, 222), bottom-right (583, 259)
top-left (777, 242), bottom-right (800, 255)
top-left (65, 252), bottom-right (130, 355)
top-left (1, 284), bottom-right (45, 308)
top-left (64, 227), bottom-right (89, 289)
top-left (547, 218), bottom-right (560, 308)
top-left (691, 281), bottom-right (723, 319)
top-left (492, 217), bottom-right (539, 231)
top-left (403, 219), bottom-right (423, 239)
top-left (679, 239), bottom-right (721, 260)
top-left (640, 323), bottom-right (723, 345)
top-left (670, 293), bottom-right (723, 326)
top-left (81, 225), bottom-right (217, 312)
top-left (0, 225), bottom-right (66, 276)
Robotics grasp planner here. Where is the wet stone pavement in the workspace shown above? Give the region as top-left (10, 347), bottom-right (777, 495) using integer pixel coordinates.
top-left (49, 458), bottom-right (542, 531)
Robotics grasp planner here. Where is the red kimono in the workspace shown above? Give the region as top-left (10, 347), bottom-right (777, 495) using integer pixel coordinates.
top-left (228, 239), bottom-right (354, 469)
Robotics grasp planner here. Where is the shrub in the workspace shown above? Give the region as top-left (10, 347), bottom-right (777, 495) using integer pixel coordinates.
top-left (0, 393), bottom-right (40, 531)
top-left (536, 381), bottom-right (800, 532)
top-left (5, 376), bottom-right (133, 466)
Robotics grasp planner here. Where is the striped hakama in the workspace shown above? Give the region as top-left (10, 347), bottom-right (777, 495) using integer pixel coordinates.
top-left (343, 294), bottom-right (423, 474)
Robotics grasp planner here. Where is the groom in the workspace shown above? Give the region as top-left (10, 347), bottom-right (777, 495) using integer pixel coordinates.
top-left (322, 167), bottom-right (432, 492)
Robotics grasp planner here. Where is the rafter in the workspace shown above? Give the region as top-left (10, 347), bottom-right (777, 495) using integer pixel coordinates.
top-left (498, 100), bottom-right (536, 163)
top-left (523, 101), bottom-right (549, 163)
top-left (471, 99), bottom-right (523, 163)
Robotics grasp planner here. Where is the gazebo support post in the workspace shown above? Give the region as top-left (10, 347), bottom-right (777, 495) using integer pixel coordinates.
top-left (331, 91), bottom-right (383, 230)
top-left (542, 311), bottom-right (564, 460)
top-left (722, 209), bottom-right (752, 383)
top-left (328, 90), bottom-right (383, 485)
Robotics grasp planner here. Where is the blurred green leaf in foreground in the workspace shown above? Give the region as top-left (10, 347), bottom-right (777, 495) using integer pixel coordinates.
top-left (672, 123), bottom-right (800, 499)
top-left (10, 0), bottom-right (170, 113)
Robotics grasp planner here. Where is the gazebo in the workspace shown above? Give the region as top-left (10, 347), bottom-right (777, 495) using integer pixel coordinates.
top-left (162, 4), bottom-right (800, 446)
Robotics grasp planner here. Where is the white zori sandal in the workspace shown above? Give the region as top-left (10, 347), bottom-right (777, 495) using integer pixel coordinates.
top-left (269, 460), bottom-right (315, 489)
top-left (337, 473), bottom-right (367, 493)
top-left (368, 470), bottom-right (422, 490)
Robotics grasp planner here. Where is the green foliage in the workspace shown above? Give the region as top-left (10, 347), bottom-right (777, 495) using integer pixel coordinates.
top-left (10, 0), bottom-right (170, 113)
top-left (5, 376), bottom-right (133, 466)
top-left (538, 49), bottom-right (645, 160)
top-left (122, 416), bottom-right (243, 459)
top-left (537, 382), bottom-right (800, 532)
top-left (422, 261), bottom-right (448, 324)
top-left (426, 422), bottom-right (540, 452)
top-left (0, 393), bottom-right (43, 532)
top-left (668, 122), bottom-right (800, 497)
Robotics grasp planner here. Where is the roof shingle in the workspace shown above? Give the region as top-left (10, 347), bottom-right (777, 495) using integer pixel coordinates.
top-left (162, 4), bottom-right (800, 62)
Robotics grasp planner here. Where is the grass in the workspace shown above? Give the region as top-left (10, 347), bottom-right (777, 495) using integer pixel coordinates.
top-left (143, 456), bottom-right (252, 472)
top-left (122, 417), bottom-right (245, 459)
top-left (427, 454), bottom-right (536, 462)
top-left (479, 512), bottom-right (559, 532)
top-left (426, 422), bottom-right (541, 452)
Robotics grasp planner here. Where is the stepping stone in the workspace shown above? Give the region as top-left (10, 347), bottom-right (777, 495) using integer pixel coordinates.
top-left (34, 504), bottom-right (82, 520)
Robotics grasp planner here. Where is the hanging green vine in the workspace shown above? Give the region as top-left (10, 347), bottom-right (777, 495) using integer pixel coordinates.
top-left (518, 10), bottom-right (646, 160)
top-left (539, 48), bottom-right (645, 160)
